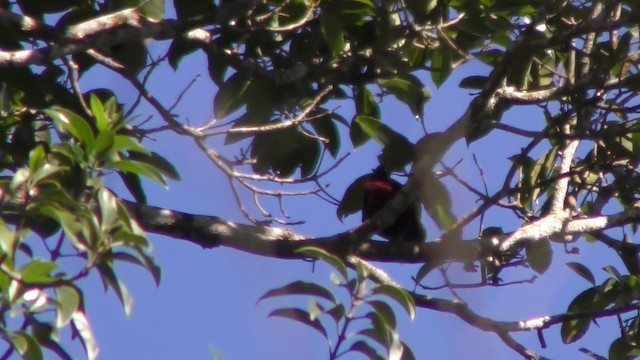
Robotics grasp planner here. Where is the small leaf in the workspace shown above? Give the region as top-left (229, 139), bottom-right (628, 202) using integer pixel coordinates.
top-left (526, 238), bottom-right (552, 274)
top-left (259, 281), bottom-right (336, 303)
top-left (268, 308), bottom-right (328, 340)
top-left (296, 247), bottom-right (348, 282)
top-left (567, 262), bottom-right (596, 286)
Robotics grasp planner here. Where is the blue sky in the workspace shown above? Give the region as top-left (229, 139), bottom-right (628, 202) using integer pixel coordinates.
top-left (47, 6), bottom-right (631, 360)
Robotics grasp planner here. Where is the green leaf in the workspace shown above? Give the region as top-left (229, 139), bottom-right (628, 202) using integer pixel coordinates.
top-left (30, 163), bottom-right (64, 187)
top-left (90, 94), bottom-right (108, 131)
top-left (98, 187), bottom-right (118, 230)
top-left (354, 116), bottom-right (414, 156)
top-left (459, 75), bottom-right (489, 90)
top-left (368, 300), bottom-right (397, 329)
top-left (268, 308), bottom-right (328, 340)
top-left (561, 287), bottom-right (599, 344)
top-left (296, 247), bottom-right (348, 282)
top-left (112, 135), bottom-right (151, 155)
top-left (112, 250), bottom-right (161, 286)
top-left (526, 238), bottom-right (552, 274)
top-left (97, 262), bottom-right (133, 317)
top-left (251, 127), bottom-right (320, 178)
top-left (356, 87), bottom-right (380, 119)
top-left (28, 144), bottom-right (46, 173)
top-left (567, 262), bottom-right (596, 286)
top-left (321, 12), bottom-right (345, 57)
top-left (380, 137), bottom-right (415, 172)
top-left (128, 151), bottom-right (181, 181)
top-left (108, 160), bottom-right (167, 186)
top-left (609, 336), bottom-right (638, 360)
top-left (259, 281), bottom-right (336, 303)
top-left (405, 0), bottom-right (438, 22)
top-left (0, 218), bottom-right (16, 255)
top-left (603, 265), bottom-right (623, 281)
top-left (55, 286), bottom-right (81, 328)
top-left (118, 172), bottom-right (147, 204)
top-left (378, 76), bottom-right (431, 119)
top-left (10, 332), bottom-right (43, 360)
top-left (93, 130), bottom-right (115, 161)
top-left (213, 73), bottom-right (252, 120)
top-left (44, 107), bottom-right (95, 150)
top-left (21, 260), bottom-right (57, 284)
top-left (115, 0), bottom-right (164, 21)
top-left (421, 173), bottom-right (456, 231)
top-left (431, 44), bottom-right (452, 87)
top-left (369, 285), bottom-right (416, 321)
top-left (167, 38), bottom-right (200, 70)
top-left (110, 41), bottom-right (148, 75)
top-left (311, 114), bottom-right (341, 157)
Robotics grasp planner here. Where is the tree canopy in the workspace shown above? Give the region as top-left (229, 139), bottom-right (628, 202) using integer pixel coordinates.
top-left (2, 0), bottom-right (640, 359)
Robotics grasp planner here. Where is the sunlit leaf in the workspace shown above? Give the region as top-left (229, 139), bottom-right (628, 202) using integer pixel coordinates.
top-left (21, 260), bottom-right (57, 284)
top-left (71, 311), bottom-right (99, 360)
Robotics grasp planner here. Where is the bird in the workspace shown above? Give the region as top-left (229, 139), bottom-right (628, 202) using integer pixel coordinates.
top-left (361, 166), bottom-right (426, 242)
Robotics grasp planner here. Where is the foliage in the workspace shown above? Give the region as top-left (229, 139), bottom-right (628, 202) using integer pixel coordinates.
top-left (260, 247), bottom-right (416, 360)
top-left (1, 0), bottom-right (640, 359)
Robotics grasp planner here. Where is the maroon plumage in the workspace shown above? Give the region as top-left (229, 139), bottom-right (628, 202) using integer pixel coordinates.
top-left (362, 166), bottom-right (426, 242)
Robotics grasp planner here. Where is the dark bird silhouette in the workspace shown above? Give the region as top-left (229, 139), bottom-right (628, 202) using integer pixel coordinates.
top-left (362, 166), bottom-right (426, 242)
